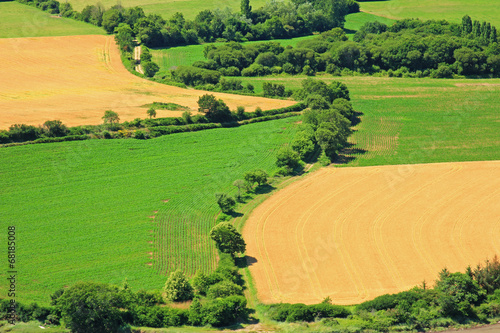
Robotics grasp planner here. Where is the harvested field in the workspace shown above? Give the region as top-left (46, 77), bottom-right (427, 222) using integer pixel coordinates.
top-left (244, 161), bottom-right (500, 305)
top-left (0, 35), bottom-right (294, 130)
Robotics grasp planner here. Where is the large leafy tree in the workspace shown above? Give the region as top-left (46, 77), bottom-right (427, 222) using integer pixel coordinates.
top-left (197, 94), bottom-right (232, 122)
top-left (210, 222), bottom-right (246, 256)
top-left (54, 282), bottom-right (126, 333)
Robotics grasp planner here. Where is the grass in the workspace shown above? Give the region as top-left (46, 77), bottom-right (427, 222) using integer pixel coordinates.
top-left (239, 75), bottom-right (500, 166)
top-left (0, 117), bottom-right (299, 305)
top-left (360, 0), bottom-right (500, 28)
top-left (66, 0), bottom-right (268, 19)
top-left (0, 2), bottom-right (104, 38)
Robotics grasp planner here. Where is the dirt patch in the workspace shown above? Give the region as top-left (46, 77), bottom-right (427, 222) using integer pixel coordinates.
top-left (0, 35), bottom-right (295, 130)
top-left (243, 161), bottom-right (500, 305)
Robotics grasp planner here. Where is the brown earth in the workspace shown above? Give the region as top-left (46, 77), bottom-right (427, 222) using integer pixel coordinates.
top-left (243, 161), bottom-right (500, 305)
top-left (0, 35), bottom-right (294, 130)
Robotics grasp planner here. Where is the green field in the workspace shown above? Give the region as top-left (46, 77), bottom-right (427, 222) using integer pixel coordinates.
top-left (361, 0), bottom-right (500, 27)
top-left (66, 0), bottom-right (268, 19)
top-left (0, 117), bottom-right (299, 305)
top-left (239, 75), bottom-right (500, 166)
top-left (0, 2), bottom-right (104, 38)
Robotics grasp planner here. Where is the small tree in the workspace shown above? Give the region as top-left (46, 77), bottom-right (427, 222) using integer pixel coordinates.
top-left (216, 193), bottom-right (236, 214)
top-left (102, 110), bottom-right (120, 124)
top-left (197, 94), bottom-right (232, 123)
top-left (182, 110), bottom-right (192, 124)
top-left (164, 269), bottom-right (194, 302)
top-left (233, 179), bottom-right (245, 201)
top-left (146, 107), bottom-right (157, 119)
top-left (244, 169), bottom-right (268, 190)
top-left (210, 222), bottom-right (246, 256)
top-left (276, 147), bottom-right (301, 171)
top-left (43, 120), bottom-right (68, 137)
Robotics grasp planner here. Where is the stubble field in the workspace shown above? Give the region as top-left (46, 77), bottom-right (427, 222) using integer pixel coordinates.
top-left (0, 34), bottom-right (293, 130)
top-left (244, 161), bottom-right (500, 305)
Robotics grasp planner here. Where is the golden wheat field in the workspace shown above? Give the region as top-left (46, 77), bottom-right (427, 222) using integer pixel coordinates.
top-left (0, 35), bottom-right (294, 130)
top-left (243, 161), bottom-right (500, 305)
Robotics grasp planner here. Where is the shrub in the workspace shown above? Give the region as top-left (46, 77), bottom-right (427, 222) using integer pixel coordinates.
top-left (207, 280), bottom-right (243, 299)
top-left (164, 269), bottom-right (194, 302)
top-left (172, 66), bottom-right (221, 86)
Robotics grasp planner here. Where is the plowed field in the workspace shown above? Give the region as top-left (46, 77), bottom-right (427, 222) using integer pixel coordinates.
top-left (244, 161), bottom-right (500, 305)
top-left (0, 35), bottom-right (294, 129)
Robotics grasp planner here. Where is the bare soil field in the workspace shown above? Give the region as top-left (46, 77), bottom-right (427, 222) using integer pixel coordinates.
top-left (0, 35), bottom-right (294, 130)
top-left (244, 161), bottom-right (500, 305)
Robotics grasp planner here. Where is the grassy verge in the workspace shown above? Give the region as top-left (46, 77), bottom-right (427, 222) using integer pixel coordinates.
top-left (0, 2), bottom-right (104, 38)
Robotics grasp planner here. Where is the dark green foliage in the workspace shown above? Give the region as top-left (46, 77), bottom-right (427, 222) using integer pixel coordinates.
top-left (102, 110), bottom-right (120, 124)
top-left (197, 94), bottom-right (232, 122)
top-left (436, 269), bottom-right (486, 317)
top-left (263, 82), bottom-right (286, 97)
top-left (267, 302), bottom-right (350, 322)
top-left (207, 280), bottom-right (243, 299)
top-left (143, 61), bottom-right (160, 77)
top-left (54, 282), bottom-right (126, 333)
top-left (243, 169), bottom-right (269, 189)
top-left (210, 222), bottom-right (246, 256)
top-left (7, 124), bottom-right (43, 142)
top-left (102, 8), bottom-right (123, 34)
top-left (42, 120), bottom-right (68, 137)
top-left (215, 193), bottom-right (236, 214)
top-left (164, 269), bottom-right (194, 302)
top-left (201, 296), bottom-right (248, 327)
top-left (471, 256), bottom-right (500, 294)
top-left (114, 23), bottom-right (135, 52)
top-left (275, 146), bottom-right (301, 173)
top-left (291, 127), bottom-right (316, 159)
top-left (172, 66), bottom-right (221, 86)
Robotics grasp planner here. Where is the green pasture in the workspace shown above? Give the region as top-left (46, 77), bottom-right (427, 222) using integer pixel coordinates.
top-left (0, 117), bottom-right (299, 305)
top-left (240, 75), bottom-right (500, 166)
top-left (66, 0), bottom-right (268, 19)
top-left (360, 0), bottom-right (500, 28)
top-left (0, 2), bottom-right (104, 38)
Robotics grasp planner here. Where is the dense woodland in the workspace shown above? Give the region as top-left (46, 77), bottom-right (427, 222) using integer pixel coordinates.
top-left (184, 17), bottom-right (500, 80)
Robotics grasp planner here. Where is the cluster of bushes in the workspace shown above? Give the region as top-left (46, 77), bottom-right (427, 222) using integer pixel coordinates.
top-left (264, 300), bottom-right (351, 322)
top-left (190, 17), bottom-right (500, 78)
top-left (0, 253), bottom-right (248, 331)
top-left (0, 120), bottom-right (85, 144)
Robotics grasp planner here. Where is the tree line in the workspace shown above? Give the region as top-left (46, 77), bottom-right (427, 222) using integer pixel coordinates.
top-left (184, 17), bottom-right (500, 79)
top-left (15, 0), bottom-right (358, 48)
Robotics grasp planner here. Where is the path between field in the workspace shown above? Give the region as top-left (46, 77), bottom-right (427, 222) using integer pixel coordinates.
top-left (0, 35), bottom-right (295, 129)
top-left (134, 45), bottom-right (144, 74)
top-left (244, 161), bottom-right (500, 305)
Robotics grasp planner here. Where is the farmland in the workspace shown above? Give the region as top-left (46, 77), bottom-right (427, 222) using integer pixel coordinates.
top-left (0, 34), bottom-right (294, 130)
top-left (0, 116), bottom-right (299, 305)
top-left (239, 76), bottom-right (500, 166)
top-left (0, 1), bottom-right (104, 38)
top-left (244, 161), bottom-right (500, 305)
top-left (361, 0), bottom-right (500, 28)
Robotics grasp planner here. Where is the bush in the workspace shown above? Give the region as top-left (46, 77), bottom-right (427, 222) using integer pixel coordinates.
top-left (207, 280), bottom-right (243, 299)
top-left (164, 269), bottom-right (194, 302)
top-left (172, 66), bottom-right (221, 86)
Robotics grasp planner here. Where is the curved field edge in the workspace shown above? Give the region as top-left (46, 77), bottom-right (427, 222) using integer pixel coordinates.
top-left (0, 34), bottom-right (295, 130)
top-left (0, 116), bottom-right (300, 305)
top-left (243, 161), bottom-right (500, 305)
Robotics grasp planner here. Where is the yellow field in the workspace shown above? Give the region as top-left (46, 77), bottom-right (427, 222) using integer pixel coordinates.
top-left (243, 161), bottom-right (500, 305)
top-left (0, 35), bottom-right (294, 130)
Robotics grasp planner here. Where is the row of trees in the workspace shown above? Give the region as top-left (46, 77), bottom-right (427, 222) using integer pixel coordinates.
top-left (15, 0), bottom-right (357, 48)
top-left (188, 17), bottom-right (500, 78)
